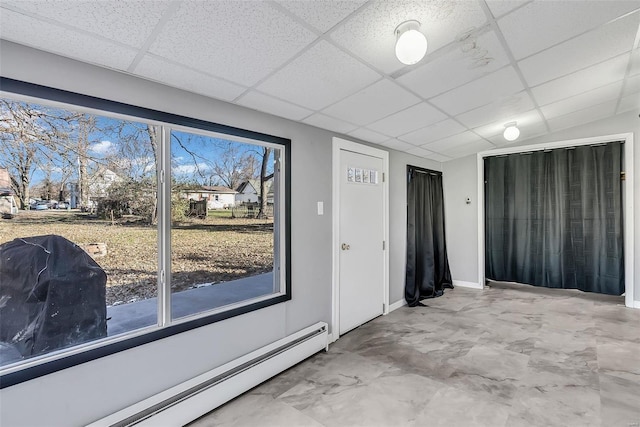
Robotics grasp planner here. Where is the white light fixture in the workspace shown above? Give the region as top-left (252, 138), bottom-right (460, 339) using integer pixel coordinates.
top-left (395, 20), bottom-right (427, 65)
top-left (503, 122), bottom-right (520, 141)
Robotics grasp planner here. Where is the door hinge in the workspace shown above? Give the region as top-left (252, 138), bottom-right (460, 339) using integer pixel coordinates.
top-left (160, 169), bottom-right (165, 184)
top-left (382, 172), bottom-right (385, 182)
top-left (382, 240), bottom-right (386, 250)
top-left (621, 171), bottom-right (626, 181)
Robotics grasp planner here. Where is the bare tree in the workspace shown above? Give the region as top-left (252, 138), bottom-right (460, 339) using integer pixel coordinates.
top-left (0, 100), bottom-right (76, 208)
top-left (256, 147), bottom-right (273, 219)
top-left (210, 142), bottom-right (256, 190)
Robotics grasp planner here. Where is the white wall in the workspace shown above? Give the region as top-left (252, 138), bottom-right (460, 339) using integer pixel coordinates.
top-left (442, 110), bottom-right (640, 303)
top-left (442, 154), bottom-right (479, 284)
top-left (0, 41), bottom-right (438, 425)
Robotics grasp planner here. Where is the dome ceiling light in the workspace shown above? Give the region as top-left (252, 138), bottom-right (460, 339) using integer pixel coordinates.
top-left (503, 122), bottom-right (520, 142)
top-left (395, 20), bottom-right (428, 65)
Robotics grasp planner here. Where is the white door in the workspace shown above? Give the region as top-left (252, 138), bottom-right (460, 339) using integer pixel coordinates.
top-left (338, 149), bottom-right (385, 334)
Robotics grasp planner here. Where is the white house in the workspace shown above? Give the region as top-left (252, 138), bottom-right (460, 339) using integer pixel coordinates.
top-left (88, 167), bottom-right (121, 199)
top-left (183, 185), bottom-right (237, 209)
top-left (235, 178), bottom-right (273, 204)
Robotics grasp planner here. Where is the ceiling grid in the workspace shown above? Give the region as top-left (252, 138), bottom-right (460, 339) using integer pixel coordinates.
top-left (0, 0), bottom-right (638, 162)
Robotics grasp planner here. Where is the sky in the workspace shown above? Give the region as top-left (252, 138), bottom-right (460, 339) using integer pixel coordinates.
top-left (1, 97), bottom-right (277, 189)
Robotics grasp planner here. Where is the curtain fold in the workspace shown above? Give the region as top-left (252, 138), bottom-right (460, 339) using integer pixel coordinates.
top-left (405, 166), bottom-right (452, 306)
top-left (485, 142), bottom-right (624, 295)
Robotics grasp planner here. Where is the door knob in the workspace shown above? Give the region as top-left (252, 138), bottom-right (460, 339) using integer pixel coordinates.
top-left (341, 243), bottom-right (350, 250)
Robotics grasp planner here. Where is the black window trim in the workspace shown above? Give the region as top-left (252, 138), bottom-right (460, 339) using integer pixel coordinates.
top-left (0, 77), bottom-right (292, 389)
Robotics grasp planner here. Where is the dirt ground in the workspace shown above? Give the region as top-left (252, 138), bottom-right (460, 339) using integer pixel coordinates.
top-left (0, 210), bottom-right (274, 305)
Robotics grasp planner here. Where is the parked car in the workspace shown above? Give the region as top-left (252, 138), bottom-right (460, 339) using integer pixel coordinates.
top-left (34, 201), bottom-right (49, 210)
top-left (57, 202), bottom-right (68, 209)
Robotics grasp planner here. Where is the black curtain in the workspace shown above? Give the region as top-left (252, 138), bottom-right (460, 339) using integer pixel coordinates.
top-left (405, 166), bottom-right (453, 306)
top-left (485, 142), bottom-right (624, 295)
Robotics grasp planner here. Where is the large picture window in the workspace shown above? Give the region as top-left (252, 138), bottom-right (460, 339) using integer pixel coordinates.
top-left (0, 78), bottom-right (290, 387)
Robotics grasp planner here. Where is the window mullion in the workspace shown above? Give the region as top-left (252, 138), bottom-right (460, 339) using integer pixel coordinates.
top-left (158, 125), bottom-right (172, 326)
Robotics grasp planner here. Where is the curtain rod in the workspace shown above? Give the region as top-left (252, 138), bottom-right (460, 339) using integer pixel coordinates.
top-left (486, 140), bottom-right (624, 159)
top-left (408, 165), bottom-right (441, 176)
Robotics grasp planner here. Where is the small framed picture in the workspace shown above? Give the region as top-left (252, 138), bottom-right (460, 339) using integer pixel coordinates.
top-left (355, 168), bottom-right (362, 183)
top-left (347, 167), bottom-right (355, 182)
top-left (363, 169), bottom-right (370, 183)
top-left (370, 170), bottom-right (378, 184)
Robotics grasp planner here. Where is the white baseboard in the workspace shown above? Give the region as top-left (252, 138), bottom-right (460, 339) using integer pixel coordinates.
top-left (453, 280), bottom-right (483, 290)
top-left (633, 301), bottom-right (640, 309)
top-left (389, 299), bottom-right (407, 312)
top-left (327, 333), bottom-right (337, 344)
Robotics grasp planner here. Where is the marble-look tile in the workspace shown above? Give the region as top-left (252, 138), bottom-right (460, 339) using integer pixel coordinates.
top-left (508, 382), bottom-right (602, 427)
top-left (189, 394), bottom-right (324, 427)
top-left (411, 386), bottom-right (510, 427)
top-left (596, 337), bottom-right (640, 382)
top-left (599, 373), bottom-right (640, 427)
top-left (298, 373), bottom-right (442, 427)
top-left (191, 285), bottom-right (640, 427)
top-left (443, 344), bottom-right (530, 400)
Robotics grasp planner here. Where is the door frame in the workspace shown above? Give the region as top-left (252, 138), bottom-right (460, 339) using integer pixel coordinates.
top-left (477, 132), bottom-right (635, 308)
top-left (331, 137), bottom-right (389, 342)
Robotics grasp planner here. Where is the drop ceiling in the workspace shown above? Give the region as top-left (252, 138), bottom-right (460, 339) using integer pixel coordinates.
top-left (1, 0), bottom-right (639, 162)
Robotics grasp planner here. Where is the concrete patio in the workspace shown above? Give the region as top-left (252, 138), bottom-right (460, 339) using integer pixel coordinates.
top-left (106, 272), bottom-right (275, 336)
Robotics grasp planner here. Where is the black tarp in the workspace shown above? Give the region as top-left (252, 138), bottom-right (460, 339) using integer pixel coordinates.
top-left (0, 235), bottom-right (107, 364)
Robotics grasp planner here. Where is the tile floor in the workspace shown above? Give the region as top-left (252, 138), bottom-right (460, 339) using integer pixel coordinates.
top-left (189, 283), bottom-right (640, 427)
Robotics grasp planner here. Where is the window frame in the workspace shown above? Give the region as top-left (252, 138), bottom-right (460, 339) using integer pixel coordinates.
top-left (0, 77), bottom-right (292, 388)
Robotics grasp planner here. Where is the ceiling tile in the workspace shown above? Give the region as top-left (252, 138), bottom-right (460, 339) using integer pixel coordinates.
top-left (405, 146), bottom-right (436, 158)
top-left (135, 55), bottom-right (246, 102)
top-left (442, 139), bottom-right (494, 159)
top-left (422, 152), bottom-right (454, 162)
top-left (149, 1), bottom-right (317, 87)
top-left (398, 30), bottom-right (510, 99)
top-left (430, 66), bottom-right (524, 116)
top-left (302, 113), bottom-right (358, 134)
top-left (630, 49), bottom-right (640, 75)
top-left (0, 9), bottom-right (138, 70)
top-left (348, 128), bottom-right (390, 144)
top-left (2, 0), bottom-right (170, 48)
top-left (485, 1), bottom-right (529, 18)
top-left (276, 0), bottom-right (367, 33)
top-left (530, 53), bottom-right (629, 106)
top-left (547, 100), bottom-right (618, 132)
top-left (379, 138), bottom-right (416, 151)
top-left (518, 12), bottom-right (639, 86)
top-left (540, 81), bottom-right (624, 120)
top-left (257, 40), bottom-right (380, 111)
top-left (617, 93), bottom-right (640, 113)
top-left (367, 102), bottom-right (446, 137)
top-left (323, 79), bottom-right (420, 126)
top-left (472, 109), bottom-right (545, 139)
top-left (623, 74), bottom-right (640, 95)
top-left (399, 119), bottom-right (466, 145)
top-left (423, 130), bottom-right (481, 153)
top-left (456, 91), bottom-right (535, 128)
top-left (236, 91), bottom-right (312, 121)
top-left (498, 1), bottom-right (640, 60)
top-left (330, 0), bottom-right (486, 74)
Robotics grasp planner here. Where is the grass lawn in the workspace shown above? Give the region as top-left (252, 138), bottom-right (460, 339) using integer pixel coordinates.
top-left (0, 210), bottom-right (274, 306)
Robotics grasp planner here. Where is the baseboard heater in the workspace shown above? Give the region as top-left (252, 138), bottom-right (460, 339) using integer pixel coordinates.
top-left (88, 322), bottom-right (328, 427)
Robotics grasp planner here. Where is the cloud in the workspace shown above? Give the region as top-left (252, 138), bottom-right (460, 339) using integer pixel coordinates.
top-left (172, 163), bottom-right (210, 176)
top-left (90, 140), bottom-right (114, 154)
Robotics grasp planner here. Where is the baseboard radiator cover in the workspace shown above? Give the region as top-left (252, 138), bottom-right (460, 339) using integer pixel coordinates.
top-left (88, 322), bottom-right (328, 427)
